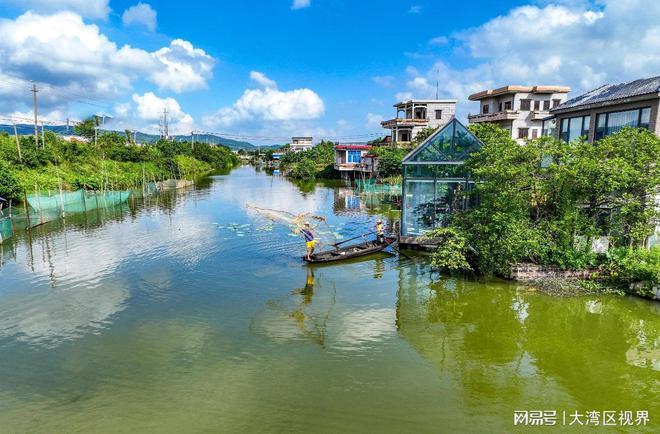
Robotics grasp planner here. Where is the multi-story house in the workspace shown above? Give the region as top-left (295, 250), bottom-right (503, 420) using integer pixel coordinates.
top-left (333, 143), bottom-right (375, 179)
top-left (381, 99), bottom-right (456, 144)
top-left (543, 76), bottom-right (660, 142)
top-left (290, 136), bottom-right (313, 152)
top-left (467, 85), bottom-right (570, 143)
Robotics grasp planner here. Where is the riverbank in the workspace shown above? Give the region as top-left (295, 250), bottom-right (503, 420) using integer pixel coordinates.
top-left (0, 131), bottom-right (238, 202)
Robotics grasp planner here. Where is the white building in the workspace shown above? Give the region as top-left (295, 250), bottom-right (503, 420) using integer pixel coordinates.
top-left (290, 136), bottom-right (313, 152)
top-left (381, 99), bottom-right (456, 144)
top-left (467, 85), bottom-right (570, 143)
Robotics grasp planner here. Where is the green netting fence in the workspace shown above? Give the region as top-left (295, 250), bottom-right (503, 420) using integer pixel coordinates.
top-left (0, 216), bottom-right (12, 244)
top-left (354, 179), bottom-right (402, 195)
top-left (26, 190), bottom-right (131, 216)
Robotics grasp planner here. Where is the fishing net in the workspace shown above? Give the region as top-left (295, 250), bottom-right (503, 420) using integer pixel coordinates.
top-left (27, 190), bottom-right (131, 216)
top-left (246, 204), bottom-right (338, 247)
top-left (0, 216), bottom-right (12, 244)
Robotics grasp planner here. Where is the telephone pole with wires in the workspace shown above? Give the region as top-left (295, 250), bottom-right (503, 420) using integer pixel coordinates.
top-left (31, 81), bottom-right (39, 148)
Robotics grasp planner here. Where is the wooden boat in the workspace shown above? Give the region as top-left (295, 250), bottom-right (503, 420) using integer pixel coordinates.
top-left (303, 237), bottom-right (396, 263)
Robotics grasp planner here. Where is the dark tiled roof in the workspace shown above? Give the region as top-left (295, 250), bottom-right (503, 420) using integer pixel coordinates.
top-left (551, 76), bottom-right (660, 112)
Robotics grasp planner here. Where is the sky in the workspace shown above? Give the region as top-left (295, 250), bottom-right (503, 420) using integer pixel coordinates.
top-left (0, 0), bottom-right (658, 145)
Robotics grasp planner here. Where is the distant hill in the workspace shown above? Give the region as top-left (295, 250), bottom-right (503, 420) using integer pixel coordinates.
top-left (0, 124), bottom-right (255, 150)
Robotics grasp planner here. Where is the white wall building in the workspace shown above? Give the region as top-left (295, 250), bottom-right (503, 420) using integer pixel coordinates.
top-left (467, 85), bottom-right (570, 143)
top-left (290, 136), bottom-right (313, 152)
top-left (381, 99), bottom-right (456, 144)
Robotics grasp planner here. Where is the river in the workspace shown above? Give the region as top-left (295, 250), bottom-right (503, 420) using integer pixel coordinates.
top-left (0, 166), bottom-right (658, 432)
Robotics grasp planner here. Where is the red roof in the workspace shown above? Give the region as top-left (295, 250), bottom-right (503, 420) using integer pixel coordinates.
top-left (335, 144), bottom-right (372, 150)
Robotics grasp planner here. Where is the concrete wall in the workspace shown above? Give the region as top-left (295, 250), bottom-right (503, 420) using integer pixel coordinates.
top-left (510, 263), bottom-right (597, 281)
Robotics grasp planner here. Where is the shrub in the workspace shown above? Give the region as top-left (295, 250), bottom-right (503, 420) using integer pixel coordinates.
top-left (424, 227), bottom-right (472, 272)
top-left (0, 160), bottom-right (22, 201)
top-left (603, 247), bottom-right (660, 296)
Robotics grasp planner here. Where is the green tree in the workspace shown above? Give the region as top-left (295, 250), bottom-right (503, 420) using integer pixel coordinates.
top-left (74, 116), bottom-right (98, 140)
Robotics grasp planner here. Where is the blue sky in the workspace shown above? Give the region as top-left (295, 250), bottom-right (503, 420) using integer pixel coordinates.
top-left (0, 0), bottom-right (658, 145)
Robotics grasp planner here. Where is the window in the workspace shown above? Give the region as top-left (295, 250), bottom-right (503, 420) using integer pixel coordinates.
top-left (531, 129), bottom-right (538, 139)
top-left (543, 100), bottom-right (550, 111)
top-left (534, 100), bottom-right (541, 111)
top-left (504, 101), bottom-right (512, 110)
top-left (582, 115), bottom-right (590, 138)
top-left (347, 150), bottom-right (362, 163)
top-left (640, 107), bottom-right (651, 129)
top-left (594, 107), bottom-right (652, 141)
top-left (542, 118), bottom-right (557, 137)
top-left (560, 118), bottom-right (570, 142)
top-left (435, 109), bottom-right (443, 119)
top-left (552, 99), bottom-right (562, 108)
top-left (482, 104), bottom-right (489, 114)
top-left (498, 102), bottom-right (503, 112)
top-left (518, 128), bottom-right (529, 139)
top-left (520, 99), bottom-right (531, 111)
top-left (560, 116), bottom-right (590, 142)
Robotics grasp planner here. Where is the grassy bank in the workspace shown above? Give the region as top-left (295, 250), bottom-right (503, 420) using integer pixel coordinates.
top-left (0, 131), bottom-right (238, 201)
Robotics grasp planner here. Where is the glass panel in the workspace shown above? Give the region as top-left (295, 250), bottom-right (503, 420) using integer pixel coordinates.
top-left (568, 116), bottom-right (583, 142)
top-left (595, 113), bottom-right (606, 141)
top-left (434, 181), bottom-right (466, 228)
top-left (640, 107), bottom-right (651, 129)
top-left (452, 121), bottom-right (481, 160)
top-left (582, 115), bottom-right (590, 138)
top-left (560, 118), bottom-right (569, 142)
top-left (606, 109), bottom-right (639, 135)
top-left (347, 150), bottom-right (361, 163)
top-left (542, 118), bottom-right (556, 137)
top-left (403, 179), bottom-right (437, 236)
top-left (409, 122), bottom-right (453, 162)
top-left (404, 163), bottom-right (470, 178)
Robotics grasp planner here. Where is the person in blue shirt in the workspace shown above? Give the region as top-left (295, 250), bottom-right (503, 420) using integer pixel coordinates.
top-left (301, 221), bottom-right (316, 260)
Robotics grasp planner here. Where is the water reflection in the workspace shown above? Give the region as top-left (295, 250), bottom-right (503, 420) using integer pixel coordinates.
top-left (0, 183), bottom-right (218, 348)
top-left (396, 267), bottom-right (660, 418)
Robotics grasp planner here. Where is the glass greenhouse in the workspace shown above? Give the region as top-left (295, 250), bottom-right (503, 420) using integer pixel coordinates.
top-left (401, 118), bottom-right (482, 236)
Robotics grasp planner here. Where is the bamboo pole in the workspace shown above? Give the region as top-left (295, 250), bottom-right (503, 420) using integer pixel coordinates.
top-left (13, 124), bottom-right (22, 162)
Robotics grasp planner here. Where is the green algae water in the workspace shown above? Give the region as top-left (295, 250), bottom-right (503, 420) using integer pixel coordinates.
top-left (0, 166), bottom-right (658, 433)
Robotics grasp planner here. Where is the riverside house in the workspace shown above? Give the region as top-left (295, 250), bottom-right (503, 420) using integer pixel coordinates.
top-left (468, 85), bottom-right (570, 143)
top-left (290, 136), bottom-right (313, 152)
top-left (381, 99), bottom-right (456, 144)
top-left (333, 143), bottom-right (375, 179)
top-left (542, 76), bottom-right (660, 142)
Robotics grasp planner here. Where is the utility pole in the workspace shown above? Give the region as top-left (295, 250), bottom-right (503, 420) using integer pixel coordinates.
top-left (31, 81), bottom-right (39, 148)
top-left (163, 108), bottom-right (169, 140)
top-left (191, 131), bottom-right (195, 150)
top-left (13, 124), bottom-right (22, 162)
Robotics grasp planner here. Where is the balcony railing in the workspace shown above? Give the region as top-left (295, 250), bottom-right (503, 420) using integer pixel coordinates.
top-left (381, 118), bottom-right (429, 128)
top-left (467, 110), bottom-right (519, 122)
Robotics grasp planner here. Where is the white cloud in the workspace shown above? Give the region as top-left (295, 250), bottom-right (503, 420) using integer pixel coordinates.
top-left (372, 75), bottom-right (395, 87)
top-left (291, 0), bottom-right (311, 10)
top-left (429, 36), bottom-right (449, 46)
top-left (365, 113), bottom-right (384, 129)
top-left (150, 39), bottom-right (215, 93)
top-left (400, 1), bottom-right (660, 120)
top-left (0, 0), bottom-right (111, 19)
top-left (0, 10), bottom-right (216, 119)
top-left (130, 92), bottom-right (195, 135)
top-left (122, 2), bottom-right (157, 31)
top-left (250, 70), bottom-right (277, 88)
top-left (203, 73), bottom-right (324, 128)
top-left (408, 5), bottom-right (422, 14)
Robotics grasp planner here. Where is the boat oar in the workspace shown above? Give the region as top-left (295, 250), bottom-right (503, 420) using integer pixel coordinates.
top-left (331, 231), bottom-right (375, 248)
